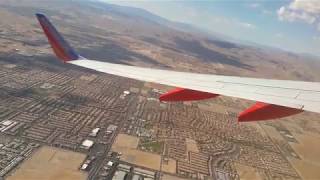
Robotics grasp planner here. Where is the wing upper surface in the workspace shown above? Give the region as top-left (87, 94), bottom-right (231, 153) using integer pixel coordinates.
top-left (70, 59), bottom-right (320, 113)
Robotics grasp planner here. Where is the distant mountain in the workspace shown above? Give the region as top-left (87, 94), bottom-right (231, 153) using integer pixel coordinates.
top-left (87, 0), bottom-right (170, 25)
top-left (1, 0), bottom-right (320, 81)
top-left (91, 0), bottom-right (225, 40)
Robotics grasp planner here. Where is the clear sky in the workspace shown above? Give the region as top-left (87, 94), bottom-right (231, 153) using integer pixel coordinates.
top-left (101, 0), bottom-right (320, 56)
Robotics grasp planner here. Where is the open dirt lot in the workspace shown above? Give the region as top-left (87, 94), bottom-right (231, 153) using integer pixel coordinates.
top-left (113, 134), bottom-right (140, 149)
top-left (112, 134), bottom-right (161, 170)
top-left (186, 138), bottom-right (199, 153)
top-left (289, 132), bottom-right (320, 179)
top-left (234, 163), bottom-right (262, 180)
top-left (112, 134), bottom-right (173, 172)
top-left (162, 174), bottom-right (186, 180)
top-left (161, 158), bottom-right (176, 174)
top-left (7, 146), bottom-right (87, 180)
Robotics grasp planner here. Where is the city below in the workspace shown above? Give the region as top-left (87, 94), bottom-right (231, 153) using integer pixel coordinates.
top-left (0, 60), bottom-right (318, 180)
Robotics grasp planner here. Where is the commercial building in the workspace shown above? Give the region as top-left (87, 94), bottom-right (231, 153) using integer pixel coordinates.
top-left (80, 140), bottom-right (94, 150)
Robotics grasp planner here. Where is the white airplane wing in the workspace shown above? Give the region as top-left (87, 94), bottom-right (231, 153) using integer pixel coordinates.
top-left (36, 13), bottom-right (320, 122)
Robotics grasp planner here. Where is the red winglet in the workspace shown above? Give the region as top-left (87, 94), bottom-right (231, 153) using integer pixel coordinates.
top-left (159, 88), bottom-right (218, 102)
top-left (238, 102), bottom-right (303, 122)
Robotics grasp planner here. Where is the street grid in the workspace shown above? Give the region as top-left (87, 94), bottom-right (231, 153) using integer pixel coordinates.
top-left (0, 59), bottom-right (303, 180)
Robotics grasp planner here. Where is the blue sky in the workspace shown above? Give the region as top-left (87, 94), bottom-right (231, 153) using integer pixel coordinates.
top-left (101, 0), bottom-right (320, 56)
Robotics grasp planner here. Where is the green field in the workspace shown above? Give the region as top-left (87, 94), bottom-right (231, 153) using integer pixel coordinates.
top-left (139, 140), bottom-right (164, 154)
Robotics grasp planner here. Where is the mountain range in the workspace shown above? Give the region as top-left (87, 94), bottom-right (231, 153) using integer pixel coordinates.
top-left (1, 0), bottom-right (320, 81)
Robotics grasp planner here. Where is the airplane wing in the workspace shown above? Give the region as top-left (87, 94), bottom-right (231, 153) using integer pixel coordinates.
top-left (35, 13), bottom-right (320, 122)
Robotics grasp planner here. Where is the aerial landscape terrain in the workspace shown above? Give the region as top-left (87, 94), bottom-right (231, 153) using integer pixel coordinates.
top-left (0, 0), bottom-right (320, 180)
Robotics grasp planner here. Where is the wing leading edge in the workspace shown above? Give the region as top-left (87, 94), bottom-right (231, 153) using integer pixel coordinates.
top-left (36, 13), bottom-right (320, 122)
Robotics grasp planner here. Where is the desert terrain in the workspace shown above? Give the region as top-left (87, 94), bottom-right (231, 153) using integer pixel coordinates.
top-left (7, 146), bottom-right (87, 180)
top-left (0, 0), bottom-right (319, 180)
